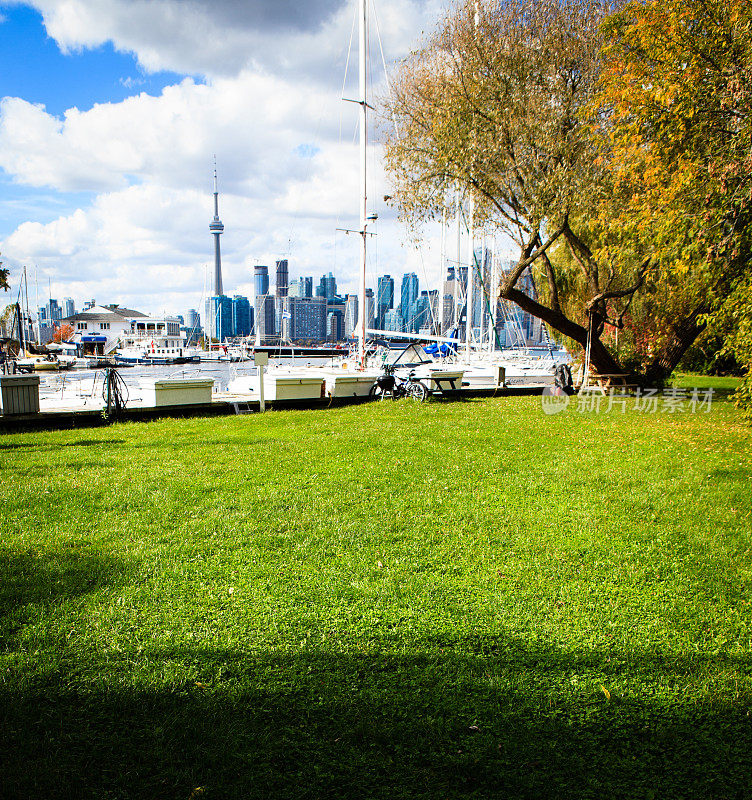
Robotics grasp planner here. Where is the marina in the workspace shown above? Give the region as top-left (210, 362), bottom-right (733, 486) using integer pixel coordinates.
top-left (0, 352), bottom-right (552, 432)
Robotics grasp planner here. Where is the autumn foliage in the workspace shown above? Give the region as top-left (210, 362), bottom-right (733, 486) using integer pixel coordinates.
top-left (596, 0), bottom-right (752, 401)
top-left (53, 323), bottom-right (74, 343)
top-left (383, 0), bottom-right (752, 398)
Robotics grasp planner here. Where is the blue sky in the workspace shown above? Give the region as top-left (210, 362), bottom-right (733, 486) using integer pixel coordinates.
top-left (0, 4), bottom-right (192, 116)
top-left (0, 3), bottom-right (194, 236)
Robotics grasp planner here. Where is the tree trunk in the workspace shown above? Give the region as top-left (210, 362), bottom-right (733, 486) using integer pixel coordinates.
top-left (504, 287), bottom-right (628, 379)
top-left (644, 305), bottom-right (708, 386)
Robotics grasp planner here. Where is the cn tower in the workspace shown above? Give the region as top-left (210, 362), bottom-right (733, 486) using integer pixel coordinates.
top-left (209, 160), bottom-right (224, 296)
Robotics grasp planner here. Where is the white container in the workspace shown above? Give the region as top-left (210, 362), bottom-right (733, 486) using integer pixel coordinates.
top-left (228, 373), bottom-right (325, 401)
top-left (325, 371), bottom-right (380, 398)
top-left (0, 374), bottom-right (41, 415)
top-left (140, 378), bottom-right (214, 407)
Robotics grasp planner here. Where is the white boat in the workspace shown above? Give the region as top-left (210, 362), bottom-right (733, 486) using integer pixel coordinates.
top-left (16, 354), bottom-right (71, 372)
top-left (113, 317), bottom-right (201, 365)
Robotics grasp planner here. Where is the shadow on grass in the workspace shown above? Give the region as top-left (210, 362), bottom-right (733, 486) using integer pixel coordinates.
top-left (2, 636), bottom-right (750, 800)
top-left (0, 439), bottom-right (125, 451)
top-left (0, 546), bottom-right (134, 622)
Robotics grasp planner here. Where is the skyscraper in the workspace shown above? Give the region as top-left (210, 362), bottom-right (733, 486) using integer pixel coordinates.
top-left (186, 309), bottom-right (200, 330)
top-left (206, 295), bottom-right (232, 341)
top-left (345, 294), bottom-right (358, 338)
top-left (275, 259), bottom-right (289, 297)
top-left (255, 296), bottom-right (276, 342)
top-left (47, 299), bottom-right (62, 324)
top-left (317, 272), bottom-right (337, 300)
top-left (254, 265), bottom-right (269, 298)
top-left (303, 277), bottom-right (313, 298)
top-left (414, 291), bottom-right (430, 334)
top-left (383, 308), bottom-right (403, 333)
top-left (327, 307), bottom-right (345, 341)
top-left (232, 295), bottom-right (252, 337)
top-left (365, 288), bottom-right (375, 332)
top-left (376, 275), bottom-right (394, 329)
top-left (399, 273), bottom-right (419, 329)
top-left (209, 163), bottom-right (224, 296)
top-left (253, 265), bottom-right (274, 340)
top-left (63, 298), bottom-right (75, 318)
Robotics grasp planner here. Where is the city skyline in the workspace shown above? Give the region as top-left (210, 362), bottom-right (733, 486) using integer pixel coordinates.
top-left (0, 0), bottom-right (461, 317)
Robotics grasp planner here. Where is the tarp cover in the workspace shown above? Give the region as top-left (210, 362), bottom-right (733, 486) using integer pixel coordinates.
top-left (423, 342), bottom-right (456, 357)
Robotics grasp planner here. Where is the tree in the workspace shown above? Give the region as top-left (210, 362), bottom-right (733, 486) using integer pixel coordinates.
top-left (383, 0), bottom-right (657, 380)
top-left (0, 253), bottom-right (9, 293)
top-left (382, 0), bottom-right (749, 384)
top-left (594, 0), bottom-right (752, 386)
top-left (53, 323), bottom-right (74, 343)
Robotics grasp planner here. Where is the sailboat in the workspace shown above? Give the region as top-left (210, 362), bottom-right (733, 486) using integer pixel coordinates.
top-left (228, 0), bottom-right (382, 401)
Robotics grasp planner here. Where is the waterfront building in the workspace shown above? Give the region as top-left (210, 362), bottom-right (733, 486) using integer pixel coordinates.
top-left (62, 304), bottom-right (150, 355)
top-left (376, 275), bottom-right (394, 329)
top-left (232, 295), bottom-right (252, 337)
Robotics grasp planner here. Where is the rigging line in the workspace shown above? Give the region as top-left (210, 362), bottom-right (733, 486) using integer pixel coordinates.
top-left (336, 3), bottom-right (359, 249)
top-left (416, 244), bottom-right (439, 335)
top-left (372, 0), bottom-right (400, 140)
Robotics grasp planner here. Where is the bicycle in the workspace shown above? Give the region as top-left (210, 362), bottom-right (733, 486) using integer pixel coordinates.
top-left (369, 365), bottom-right (429, 402)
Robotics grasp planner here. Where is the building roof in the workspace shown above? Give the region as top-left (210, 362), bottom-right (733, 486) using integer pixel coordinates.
top-left (63, 304), bottom-right (149, 323)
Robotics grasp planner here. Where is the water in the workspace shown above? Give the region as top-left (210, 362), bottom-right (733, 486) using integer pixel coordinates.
top-left (37, 357), bottom-right (333, 403)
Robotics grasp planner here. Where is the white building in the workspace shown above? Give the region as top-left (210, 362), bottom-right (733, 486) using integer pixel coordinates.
top-left (63, 304), bottom-right (180, 355)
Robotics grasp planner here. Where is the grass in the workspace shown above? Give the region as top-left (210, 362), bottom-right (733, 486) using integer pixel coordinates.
top-left (1, 380), bottom-right (751, 799)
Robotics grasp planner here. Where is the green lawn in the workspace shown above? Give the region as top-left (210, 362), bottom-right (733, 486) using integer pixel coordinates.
top-left (1, 386), bottom-right (751, 799)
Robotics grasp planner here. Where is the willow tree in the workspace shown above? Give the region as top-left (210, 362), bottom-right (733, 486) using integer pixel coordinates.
top-left (382, 0), bottom-right (652, 378)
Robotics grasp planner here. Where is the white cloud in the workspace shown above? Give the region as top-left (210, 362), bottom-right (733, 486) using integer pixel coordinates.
top-left (0, 0), bottom-right (455, 315)
top-left (18, 0), bottom-right (443, 80)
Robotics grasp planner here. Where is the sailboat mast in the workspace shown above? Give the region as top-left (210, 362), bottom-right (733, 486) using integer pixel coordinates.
top-left (439, 204), bottom-right (446, 335)
top-left (455, 191), bottom-right (461, 331)
top-left (357, 0), bottom-right (368, 369)
top-left (465, 196), bottom-right (474, 355)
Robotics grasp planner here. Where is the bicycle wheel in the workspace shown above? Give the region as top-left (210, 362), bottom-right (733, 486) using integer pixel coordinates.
top-left (407, 381), bottom-right (428, 402)
top-left (369, 382), bottom-right (395, 400)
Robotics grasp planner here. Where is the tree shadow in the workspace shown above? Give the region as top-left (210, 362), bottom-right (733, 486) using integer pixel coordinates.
top-left (0, 439), bottom-right (125, 451)
top-left (0, 546), bottom-right (134, 623)
top-left (1, 633), bottom-right (749, 799)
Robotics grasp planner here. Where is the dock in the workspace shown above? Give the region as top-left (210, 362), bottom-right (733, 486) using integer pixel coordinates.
top-left (0, 383), bottom-right (544, 433)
